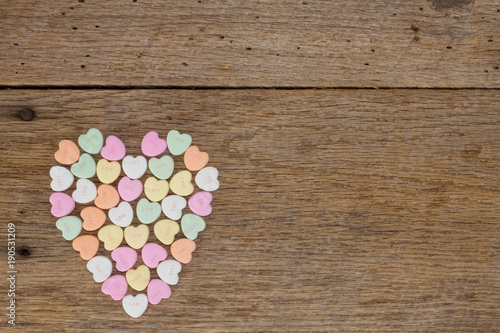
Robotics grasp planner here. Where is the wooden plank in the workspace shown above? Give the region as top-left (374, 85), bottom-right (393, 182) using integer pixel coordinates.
top-left (0, 0), bottom-right (499, 88)
top-left (0, 89), bottom-right (498, 331)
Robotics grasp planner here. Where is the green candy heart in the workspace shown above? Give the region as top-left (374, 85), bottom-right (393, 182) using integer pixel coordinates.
top-left (56, 216), bottom-right (82, 241)
top-left (181, 214), bottom-right (206, 240)
top-left (167, 130), bottom-right (192, 156)
top-left (136, 198), bottom-right (162, 224)
top-left (78, 128), bottom-right (104, 154)
top-left (70, 153), bottom-right (96, 179)
top-left (148, 155), bottom-right (174, 180)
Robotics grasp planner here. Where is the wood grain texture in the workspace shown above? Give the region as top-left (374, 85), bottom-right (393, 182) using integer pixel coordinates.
top-left (0, 89), bottom-right (499, 331)
top-left (0, 0), bottom-right (499, 88)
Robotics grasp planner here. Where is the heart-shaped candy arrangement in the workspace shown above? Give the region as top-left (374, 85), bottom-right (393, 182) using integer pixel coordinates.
top-left (50, 129), bottom-right (219, 318)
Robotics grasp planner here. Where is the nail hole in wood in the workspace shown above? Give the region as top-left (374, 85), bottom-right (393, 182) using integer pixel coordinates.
top-left (20, 108), bottom-right (34, 121)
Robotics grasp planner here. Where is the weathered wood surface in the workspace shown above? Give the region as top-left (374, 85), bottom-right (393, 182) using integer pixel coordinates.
top-left (0, 89), bottom-right (498, 331)
top-left (0, 0), bottom-right (499, 88)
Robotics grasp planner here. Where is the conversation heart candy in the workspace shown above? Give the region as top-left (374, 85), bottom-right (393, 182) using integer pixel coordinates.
top-left (78, 128), bottom-right (104, 155)
top-left (144, 177), bottom-right (169, 202)
top-left (94, 184), bottom-right (120, 210)
top-left (109, 201), bottom-right (134, 227)
top-left (56, 216), bottom-right (82, 241)
top-left (126, 265), bottom-right (150, 291)
top-left (169, 171), bottom-right (194, 196)
top-left (50, 166), bottom-right (74, 191)
top-left (87, 256), bottom-right (112, 283)
top-left (184, 146), bottom-right (209, 171)
top-left (141, 131), bottom-right (167, 157)
top-left (117, 177), bottom-right (142, 202)
top-left (81, 206), bottom-right (106, 231)
top-left (167, 130), bottom-right (192, 156)
top-left (124, 224), bottom-right (149, 250)
top-left (70, 153), bottom-right (96, 179)
top-left (122, 155), bottom-right (147, 180)
top-left (54, 140), bottom-right (80, 165)
top-left (136, 198), bottom-right (162, 224)
top-left (154, 219), bottom-right (180, 246)
top-left (50, 192), bottom-right (75, 217)
top-left (195, 166), bottom-right (220, 191)
top-left (72, 179), bottom-right (97, 204)
top-left (142, 243), bottom-right (167, 269)
top-left (96, 159), bottom-right (121, 184)
top-left (181, 214), bottom-right (206, 240)
top-left (157, 259), bottom-right (182, 285)
top-left (122, 294), bottom-right (148, 318)
top-left (101, 135), bottom-right (126, 161)
top-left (72, 235), bottom-right (99, 260)
top-left (188, 191), bottom-right (213, 216)
top-left (147, 279), bottom-right (171, 305)
top-left (111, 246), bottom-right (138, 272)
top-left (148, 155), bottom-right (174, 180)
top-left (170, 238), bottom-right (196, 264)
top-left (102, 275), bottom-right (128, 301)
top-left (98, 225), bottom-right (124, 251)
top-left (161, 195), bottom-right (187, 220)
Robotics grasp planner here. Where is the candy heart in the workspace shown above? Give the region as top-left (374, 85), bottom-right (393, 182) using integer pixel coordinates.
top-left (181, 214), bottom-right (206, 240)
top-left (117, 177), bottom-right (143, 202)
top-left (169, 171), bottom-right (194, 196)
top-left (78, 128), bottom-right (104, 155)
top-left (101, 135), bottom-right (126, 161)
top-left (142, 243), bottom-right (167, 268)
top-left (148, 155), bottom-right (174, 180)
top-left (96, 159), bottom-right (121, 184)
top-left (154, 219), bottom-right (180, 246)
top-left (102, 275), bottom-right (128, 301)
top-left (122, 294), bottom-right (148, 318)
top-left (81, 206), bottom-right (106, 231)
top-left (170, 238), bottom-right (196, 264)
top-left (94, 184), bottom-right (120, 210)
top-left (87, 256), bottom-right (112, 283)
top-left (56, 216), bottom-right (82, 241)
top-left (54, 140), bottom-right (80, 165)
top-left (157, 259), bottom-right (182, 285)
top-left (161, 195), bottom-right (187, 220)
top-left (188, 191), bottom-right (213, 216)
top-left (141, 131), bottom-right (167, 157)
top-left (126, 265), bottom-right (150, 291)
top-left (147, 279), bottom-right (171, 305)
top-left (195, 166), bottom-right (220, 192)
top-left (98, 225), bottom-right (124, 251)
top-left (72, 235), bottom-right (99, 260)
top-left (70, 153), bottom-right (96, 179)
top-left (136, 198), bottom-right (162, 224)
top-left (109, 201), bottom-right (134, 227)
top-left (184, 146), bottom-right (209, 171)
top-left (50, 192), bottom-right (75, 217)
top-left (122, 155), bottom-right (147, 180)
top-left (144, 177), bottom-right (169, 202)
top-left (72, 179), bottom-right (97, 204)
top-left (167, 130), bottom-right (192, 156)
top-left (124, 224), bottom-right (149, 250)
top-left (111, 246), bottom-right (138, 272)
top-left (49, 166), bottom-right (74, 191)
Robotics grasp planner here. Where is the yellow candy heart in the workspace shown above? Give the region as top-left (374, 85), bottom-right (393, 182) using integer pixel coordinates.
top-left (96, 159), bottom-right (121, 184)
top-left (144, 177), bottom-right (169, 202)
top-left (154, 219), bottom-right (180, 246)
top-left (97, 225), bottom-right (123, 251)
top-left (169, 170), bottom-right (194, 196)
top-left (126, 265), bottom-right (150, 291)
top-left (124, 224), bottom-right (149, 250)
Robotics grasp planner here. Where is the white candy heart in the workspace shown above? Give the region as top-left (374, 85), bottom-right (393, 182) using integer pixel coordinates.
top-left (50, 166), bottom-right (74, 191)
top-left (86, 256), bottom-right (112, 283)
top-left (122, 155), bottom-right (147, 180)
top-left (72, 179), bottom-right (97, 204)
top-left (195, 166), bottom-right (220, 192)
top-left (161, 195), bottom-right (187, 221)
top-left (157, 259), bottom-right (182, 285)
top-left (108, 201), bottom-right (134, 227)
top-left (122, 294), bottom-right (148, 318)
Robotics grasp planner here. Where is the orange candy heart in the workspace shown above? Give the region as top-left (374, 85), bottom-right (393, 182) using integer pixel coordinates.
top-left (54, 140), bottom-right (80, 165)
top-left (72, 235), bottom-right (99, 260)
top-left (184, 146), bottom-right (209, 172)
top-left (170, 238), bottom-right (196, 264)
top-left (81, 206), bottom-right (106, 231)
top-left (94, 184), bottom-right (120, 210)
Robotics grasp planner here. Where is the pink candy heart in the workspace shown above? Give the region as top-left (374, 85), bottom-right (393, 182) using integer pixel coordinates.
top-left (111, 247), bottom-right (138, 272)
top-left (101, 136), bottom-right (126, 161)
top-left (188, 191), bottom-right (213, 216)
top-left (141, 243), bottom-right (167, 269)
top-left (147, 279), bottom-right (171, 305)
top-left (101, 275), bottom-right (128, 300)
top-left (118, 177), bottom-right (143, 202)
top-left (49, 192), bottom-right (75, 217)
top-left (141, 131), bottom-right (167, 157)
